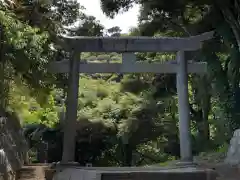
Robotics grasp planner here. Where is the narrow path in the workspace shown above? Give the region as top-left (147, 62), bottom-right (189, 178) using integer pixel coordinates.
top-left (17, 165), bottom-right (47, 180)
top-left (16, 163), bottom-right (239, 180)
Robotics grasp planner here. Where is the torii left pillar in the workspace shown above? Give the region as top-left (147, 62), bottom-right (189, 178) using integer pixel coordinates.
top-left (61, 52), bottom-right (80, 163)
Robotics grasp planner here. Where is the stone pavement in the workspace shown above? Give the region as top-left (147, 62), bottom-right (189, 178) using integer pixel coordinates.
top-left (52, 166), bottom-right (217, 180)
top-left (17, 166), bottom-right (46, 180)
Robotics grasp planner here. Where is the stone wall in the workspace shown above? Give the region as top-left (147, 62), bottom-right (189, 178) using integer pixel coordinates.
top-left (225, 129), bottom-right (240, 166)
top-left (0, 108), bottom-right (28, 179)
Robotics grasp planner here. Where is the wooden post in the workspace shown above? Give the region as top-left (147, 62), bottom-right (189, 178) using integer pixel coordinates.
top-left (176, 51), bottom-right (192, 162)
top-left (61, 52), bottom-right (80, 163)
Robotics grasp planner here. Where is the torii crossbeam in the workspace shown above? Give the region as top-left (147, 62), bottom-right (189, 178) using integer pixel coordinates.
top-left (48, 31), bottom-right (214, 165)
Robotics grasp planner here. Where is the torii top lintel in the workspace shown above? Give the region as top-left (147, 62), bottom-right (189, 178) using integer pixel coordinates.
top-left (60, 31), bottom-right (214, 52)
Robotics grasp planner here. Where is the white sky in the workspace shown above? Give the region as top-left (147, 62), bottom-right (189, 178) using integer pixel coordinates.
top-left (80, 0), bottom-right (140, 33)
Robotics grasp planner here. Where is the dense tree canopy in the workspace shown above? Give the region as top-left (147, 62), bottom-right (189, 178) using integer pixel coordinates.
top-left (100, 0), bottom-right (240, 135)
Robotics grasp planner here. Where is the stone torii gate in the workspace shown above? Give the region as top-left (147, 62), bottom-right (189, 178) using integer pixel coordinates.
top-left (48, 32), bottom-right (213, 165)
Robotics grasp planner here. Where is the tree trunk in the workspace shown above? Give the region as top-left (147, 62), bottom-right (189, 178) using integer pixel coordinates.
top-left (122, 144), bottom-right (132, 166)
top-left (0, 24), bottom-right (8, 109)
top-left (201, 95), bottom-right (211, 142)
top-left (190, 102), bottom-right (210, 149)
top-left (214, 0), bottom-right (240, 51)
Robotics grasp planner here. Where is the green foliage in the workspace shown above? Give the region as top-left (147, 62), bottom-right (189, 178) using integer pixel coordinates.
top-left (8, 82), bottom-right (58, 127)
top-left (0, 8), bottom-right (55, 107)
top-left (120, 75), bottom-right (150, 94)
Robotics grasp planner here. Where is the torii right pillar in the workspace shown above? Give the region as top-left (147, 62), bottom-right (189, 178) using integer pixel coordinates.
top-left (176, 50), bottom-right (193, 164)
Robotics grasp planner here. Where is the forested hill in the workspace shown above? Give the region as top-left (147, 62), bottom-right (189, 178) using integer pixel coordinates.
top-left (1, 0), bottom-right (240, 166)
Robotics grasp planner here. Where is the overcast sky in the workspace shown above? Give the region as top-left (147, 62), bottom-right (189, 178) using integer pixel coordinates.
top-left (80, 0), bottom-right (140, 33)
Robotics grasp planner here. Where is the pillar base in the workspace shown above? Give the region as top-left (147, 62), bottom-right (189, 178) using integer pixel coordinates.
top-left (54, 161), bottom-right (80, 171)
top-left (59, 161), bottom-right (80, 167)
top-left (175, 160), bottom-right (197, 167)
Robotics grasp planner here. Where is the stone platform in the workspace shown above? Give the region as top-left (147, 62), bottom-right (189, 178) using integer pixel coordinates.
top-left (52, 166), bottom-right (217, 180)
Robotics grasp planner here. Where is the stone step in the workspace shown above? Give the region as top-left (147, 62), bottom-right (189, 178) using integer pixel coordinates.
top-left (101, 169), bottom-right (216, 180)
top-left (17, 166), bottom-right (45, 180)
top-left (53, 166), bottom-right (217, 180)
top-left (17, 167), bottom-right (36, 180)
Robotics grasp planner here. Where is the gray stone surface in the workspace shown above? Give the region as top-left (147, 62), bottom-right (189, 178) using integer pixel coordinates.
top-left (60, 31), bottom-right (214, 52)
top-left (225, 129), bottom-right (240, 166)
top-left (52, 166), bottom-right (217, 180)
